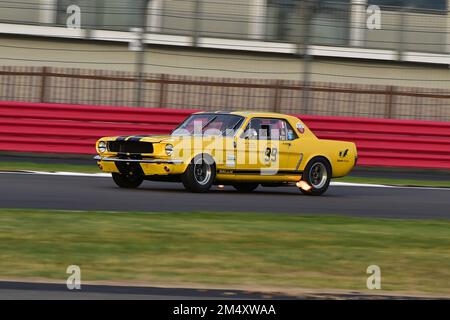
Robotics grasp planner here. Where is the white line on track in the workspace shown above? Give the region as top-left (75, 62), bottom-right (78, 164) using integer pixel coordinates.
top-left (0, 170), bottom-right (448, 191)
top-left (0, 170), bottom-right (111, 178)
top-left (331, 181), bottom-right (450, 191)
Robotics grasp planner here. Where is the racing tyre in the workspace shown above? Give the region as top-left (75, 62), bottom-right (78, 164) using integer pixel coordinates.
top-left (182, 154), bottom-right (216, 193)
top-left (232, 183), bottom-right (259, 193)
top-left (300, 157), bottom-right (331, 196)
top-left (112, 172), bottom-right (144, 189)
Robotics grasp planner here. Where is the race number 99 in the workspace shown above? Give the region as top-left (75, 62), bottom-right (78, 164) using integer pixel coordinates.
top-left (264, 147), bottom-right (277, 163)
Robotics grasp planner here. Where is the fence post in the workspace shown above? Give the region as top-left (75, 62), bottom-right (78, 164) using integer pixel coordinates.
top-left (133, 32), bottom-right (145, 107)
top-left (299, 1), bottom-right (316, 115)
top-left (385, 85), bottom-right (395, 119)
top-left (192, 0), bottom-right (202, 46)
top-left (159, 73), bottom-right (167, 108)
top-left (40, 66), bottom-right (49, 103)
top-left (272, 79), bottom-right (283, 113)
top-left (397, 7), bottom-right (406, 60)
top-left (134, 0), bottom-right (149, 107)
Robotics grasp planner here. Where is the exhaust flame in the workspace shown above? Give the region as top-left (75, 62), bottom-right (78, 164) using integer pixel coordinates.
top-left (296, 180), bottom-right (312, 191)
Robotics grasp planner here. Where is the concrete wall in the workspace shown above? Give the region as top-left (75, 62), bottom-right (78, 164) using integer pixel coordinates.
top-left (161, 0), bottom-right (196, 35)
top-left (365, 10), bottom-right (448, 53)
top-left (55, 0), bottom-right (96, 28)
top-left (0, 0), bottom-right (448, 53)
top-left (0, 36), bottom-right (449, 90)
top-left (0, 0), bottom-right (41, 24)
top-left (199, 0), bottom-right (251, 39)
top-left (0, 37), bottom-right (135, 72)
top-left (160, 0), bottom-right (252, 38)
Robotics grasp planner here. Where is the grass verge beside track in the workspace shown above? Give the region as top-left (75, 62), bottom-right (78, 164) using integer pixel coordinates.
top-left (0, 209), bottom-right (449, 296)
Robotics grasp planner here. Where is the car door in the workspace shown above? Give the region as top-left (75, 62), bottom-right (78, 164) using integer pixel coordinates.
top-left (261, 118), bottom-right (302, 174)
top-left (236, 118), bottom-right (273, 174)
top-left (238, 117), bottom-right (301, 176)
top-left (279, 119), bottom-right (302, 173)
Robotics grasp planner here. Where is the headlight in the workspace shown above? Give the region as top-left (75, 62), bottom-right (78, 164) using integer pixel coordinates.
top-left (98, 141), bottom-right (107, 153)
top-left (165, 144), bottom-right (174, 156)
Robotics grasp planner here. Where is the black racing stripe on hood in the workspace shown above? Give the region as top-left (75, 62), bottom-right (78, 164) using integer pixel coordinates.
top-left (116, 136), bottom-right (129, 142)
top-left (127, 135), bottom-right (151, 142)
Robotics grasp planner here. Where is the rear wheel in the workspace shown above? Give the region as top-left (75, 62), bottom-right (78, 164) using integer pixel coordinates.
top-left (300, 157), bottom-right (331, 196)
top-left (232, 183), bottom-right (259, 193)
top-left (112, 172), bottom-right (144, 189)
top-left (182, 154), bottom-right (216, 193)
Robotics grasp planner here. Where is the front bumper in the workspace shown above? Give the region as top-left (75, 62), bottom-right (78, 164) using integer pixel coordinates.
top-left (94, 155), bottom-right (186, 175)
top-left (94, 155), bottom-right (183, 164)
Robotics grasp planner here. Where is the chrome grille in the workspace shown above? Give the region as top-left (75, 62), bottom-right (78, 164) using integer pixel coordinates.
top-left (107, 141), bottom-right (153, 154)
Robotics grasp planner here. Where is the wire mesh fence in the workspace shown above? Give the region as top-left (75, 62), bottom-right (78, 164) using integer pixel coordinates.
top-left (1, 66), bottom-right (449, 121)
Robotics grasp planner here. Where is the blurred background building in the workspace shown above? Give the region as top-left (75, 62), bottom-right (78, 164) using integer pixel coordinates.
top-left (0, 0), bottom-right (449, 120)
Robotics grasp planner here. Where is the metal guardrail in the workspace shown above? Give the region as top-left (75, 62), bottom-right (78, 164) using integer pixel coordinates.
top-left (1, 101), bottom-right (449, 169)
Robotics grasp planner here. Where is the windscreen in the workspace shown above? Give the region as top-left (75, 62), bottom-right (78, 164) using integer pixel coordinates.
top-left (172, 114), bottom-right (244, 136)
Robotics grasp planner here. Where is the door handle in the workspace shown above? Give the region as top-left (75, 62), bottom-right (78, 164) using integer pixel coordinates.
top-left (282, 142), bottom-right (291, 146)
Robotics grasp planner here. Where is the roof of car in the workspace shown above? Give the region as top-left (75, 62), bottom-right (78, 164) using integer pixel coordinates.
top-left (194, 110), bottom-right (299, 119)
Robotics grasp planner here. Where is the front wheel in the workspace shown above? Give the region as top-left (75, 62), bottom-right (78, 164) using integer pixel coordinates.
top-left (181, 154), bottom-right (216, 193)
top-left (112, 172), bottom-right (144, 189)
top-left (299, 157), bottom-right (331, 196)
top-left (232, 183), bottom-right (259, 193)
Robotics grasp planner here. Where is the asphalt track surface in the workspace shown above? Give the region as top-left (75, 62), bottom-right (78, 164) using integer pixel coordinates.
top-left (0, 281), bottom-right (293, 300)
top-left (0, 172), bottom-right (449, 219)
top-left (1, 172), bottom-right (449, 299)
top-left (0, 281), bottom-right (430, 300)
top-left (3, 153), bottom-right (450, 181)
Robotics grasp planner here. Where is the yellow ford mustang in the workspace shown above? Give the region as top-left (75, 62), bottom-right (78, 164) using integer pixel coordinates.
top-left (95, 111), bottom-right (357, 196)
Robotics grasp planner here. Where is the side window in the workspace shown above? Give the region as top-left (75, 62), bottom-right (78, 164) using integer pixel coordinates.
top-left (241, 118), bottom-right (262, 140)
top-left (284, 121), bottom-right (298, 141)
top-left (241, 118), bottom-right (298, 140)
top-left (269, 119), bottom-right (298, 141)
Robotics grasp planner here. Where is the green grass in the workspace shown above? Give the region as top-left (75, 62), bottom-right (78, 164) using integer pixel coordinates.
top-left (0, 209), bottom-right (449, 296)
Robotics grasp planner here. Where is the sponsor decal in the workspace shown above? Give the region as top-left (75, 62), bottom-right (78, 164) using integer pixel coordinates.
top-left (338, 149), bottom-right (350, 163)
top-left (339, 149), bottom-right (349, 158)
top-left (218, 169), bottom-right (233, 174)
top-left (296, 123), bottom-right (305, 134)
top-left (226, 154), bottom-right (236, 167)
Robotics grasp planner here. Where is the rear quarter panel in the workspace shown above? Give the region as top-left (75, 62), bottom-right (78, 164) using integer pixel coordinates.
top-left (299, 138), bottom-right (357, 178)
top-left (286, 116), bottom-right (357, 178)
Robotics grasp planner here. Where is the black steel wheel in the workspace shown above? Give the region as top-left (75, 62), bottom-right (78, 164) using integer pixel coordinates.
top-left (112, 172), bottom-right (144, 189)
top-left (232, 183), bottom-right (259, 193)
top-left (181, 154), bottom-right (216, 193)
top-left (300, 157), bottom-right (331, 196)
